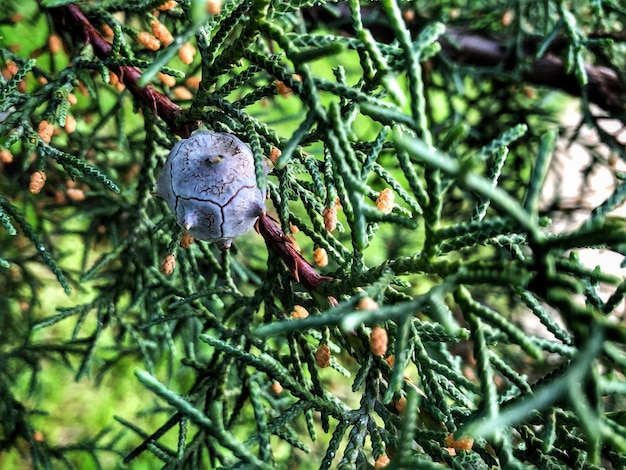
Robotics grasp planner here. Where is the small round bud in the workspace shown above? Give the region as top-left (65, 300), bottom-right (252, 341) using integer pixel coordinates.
top-left (270, 381), bottom-right (283, 395)
top-left (185, 75), bottom-right (201, 89)
top-left (100, 24), bottom-right (114, 40)
top-left (0, 148), bottom-right (13, 163)
top-left (2, 61), bottom-right (18, 79)
top-left (357, 297), bottom-right (379, 311)
top-left (315, 344), bottom-right (331, 368)
top-left (67, 93), bottom-right (78, 105)
top-left (29, 171), bottom-right (47, 194)
top-left (289, 222), bottom-right (299, 234)
top-left (66, 188), bottom-right (85, 201)
top-left (48, 34), bottom-right (62, 54)
top-left (151, 20), bottom-right (173, 46)
top-left (313, 247), bottom-right (328, 267)
top-left (394, 396), bottom-right (407, 414)
top-left (109, 71), bottom-right (119, 85)
top-left (370, 326), bottom-right (388, 356)
top-left (64, 114), bottom-right (76, 134)
top-left (160, 254), bottom-right (176, 275)
top-left (322, 206), bottom-right (337, 232)
top-left (376, 188), bottom-right (395, 214)
top-left (158, 72), bottom-right (176, 88)
top-left (275, 80), bottom-right (292, 96)
top-left (444, 433), bottom-right (474, 451)
top-left (402, 8), bottom-right (415, 21)
top-left (374, 454), bottom-right (390, 468)
top-left (291, 305), bottom-right (309, 319)
top-left (157, 0), bottom-right (178, 11)
top-left (178, 42), bottom-right (196, 65)
top-left (37, 120), bottom-right (54, 144)
top-left (275, 74), bottom-right (301, 96)
top-left (207, 0), bottom-right (222, 15)
top-left (269, 147), bottom-right (281, 165)
top-left (501, 10), bottom-right (514, 27)
top-left (137, 31), bottom-right (161, 51)
top-left (172, 86), bottom-right (193, 100)
top-left (180, 232), bottom-right (195, 249)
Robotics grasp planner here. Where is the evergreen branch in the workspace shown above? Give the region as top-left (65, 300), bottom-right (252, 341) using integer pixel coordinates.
top-left (255, 213), bottom-right (331, 291)
top-left (199, 335), bottom-right (350, 417)
top-left (1, 201), bottom-right (71, 294)
top-left (0, 195), bottom-right (18, 236)
top-left (460, 324), bottom-right (605, 439)
top-left (48, 4), bottom-right (194, 138)
top-left (135, 370), bottom-right (271, 468)
top-left (302, 5), bottom-right (626, 114)
top-left (41, 144), bottom-right (120, 193)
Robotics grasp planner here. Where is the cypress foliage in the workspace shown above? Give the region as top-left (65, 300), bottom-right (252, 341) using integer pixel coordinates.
top-left (1, 0), bottom-right (626, 468)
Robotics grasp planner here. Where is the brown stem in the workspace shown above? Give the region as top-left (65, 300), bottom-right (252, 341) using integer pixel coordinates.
top-left (256, 213), bottom-right (332, 291)
top-left (52, 4), bottom-right (195, 138)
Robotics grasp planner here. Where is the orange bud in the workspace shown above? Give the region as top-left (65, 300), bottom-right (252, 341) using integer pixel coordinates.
top-left (315, 344), bottom-right (331, 368)
top-left (64, 114), bottom-right (76, 133)
top-left (444, 433), bottom-right (474, 451)
top-left (402, 9), bottom-right (415, 21)
top-left (67, 93), bottom-right (78, 105)
top-left (207, 0), bottom-right (222, 15)
top-left (374, 454), bottom-right (390, 468)
top-left (48, 34), bottom-right (62, 54)
top-left (313, 247), bottom-right (328, 267)
top-left (160, 254), bottom-right (176, 275)
top-left (370, 326), bottom-right (388, 356)
top-left (109, 71), bottom-right (119, 85)
top-left (29, 171), bottom-right (47, 194)
top-left (4, 60), bottom-right (19, 77)
top-left (173, 86), bottom-right (193, 100)
top-left (178, 42), bottom-right (196, 65)
top-left (269, 147), bottom-right (281, 165)
top-left (271, 381), bottom-right (283, 395)
top-left (376, 188), bottom-right (395, 214)
top-left (185, 75), bottom-right (201, 89)
top-left (100, 24), bottom-right (114, 40)
top-left (322, 206), bottom-right (337, 232)
top-left (289, 222), bottom-right (299, 234)
top-left (394, 396), bottom-right (407, 414)
top-left (151, 20), bottom-right (173, 46)
top-left (0, 149), bottom-right (13, 163)
top-left (137, 31), bottom-right (161, 51)
top-left (37, 120), bottom-right (54, 143)
top-left (358, 297), bottom-right (379, 311)
top-left (275, 80), bottom-right (292, 96)
top-left (66, 188), bottom-right (85, 201)
top-left (501, 10), bottom-right (514, 27)
top-left (180, 232), bottom-right (194, 248)
top-left (157, 0), bottom-right (178, 10)
top-left (291, 305), bottom-right (309, 319)
top-left (158, 71), bottom-right (176, 88)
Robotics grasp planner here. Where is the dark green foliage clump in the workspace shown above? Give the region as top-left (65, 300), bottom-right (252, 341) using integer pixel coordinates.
top-left (1, 0), bottom-right (626, 468)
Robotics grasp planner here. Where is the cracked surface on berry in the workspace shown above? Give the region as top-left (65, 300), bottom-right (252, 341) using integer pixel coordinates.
top-left (156, 132), bottom-right (266, 247)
